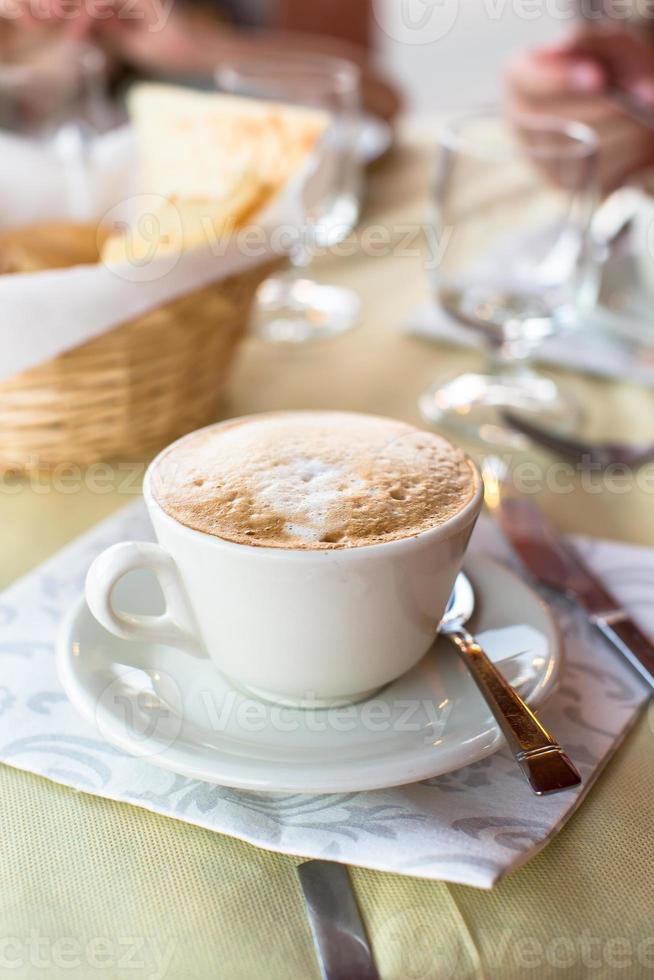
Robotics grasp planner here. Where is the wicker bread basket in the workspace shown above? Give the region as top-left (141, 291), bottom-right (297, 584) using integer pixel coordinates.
top-left (0, 259), bottom-right (278, 474)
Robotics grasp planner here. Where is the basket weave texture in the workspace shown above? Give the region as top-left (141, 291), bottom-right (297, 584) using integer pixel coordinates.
top-left (0, 261), bottom-right (277, 473)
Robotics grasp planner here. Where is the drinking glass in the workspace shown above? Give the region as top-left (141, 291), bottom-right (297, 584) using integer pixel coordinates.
top-left (216, 53), bottom-right (363, 342)
top-left (419, 108), bottom-right (599, 445)
top-left (0, 39), bottom-right (113, 219)
top-left (0, 39), bottom-right (111, 137)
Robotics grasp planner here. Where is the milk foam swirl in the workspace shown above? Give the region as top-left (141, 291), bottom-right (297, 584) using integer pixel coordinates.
top-left (151, 412), bottom-right (478, 549)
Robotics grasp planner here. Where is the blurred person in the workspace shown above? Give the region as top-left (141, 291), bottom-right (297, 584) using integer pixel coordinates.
top-left (0, 0), bottom-right (401, 122)
top-left (506, 18), bottom-right (654, 191)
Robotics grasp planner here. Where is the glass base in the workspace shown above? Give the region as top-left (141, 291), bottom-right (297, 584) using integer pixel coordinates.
top-left (255, 275), bottom-right (360, 343)
top-left (419, 370), bottom-right (579, 448)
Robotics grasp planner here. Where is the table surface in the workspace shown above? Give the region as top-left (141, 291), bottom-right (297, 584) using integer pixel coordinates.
top-left (2, 132), bottom-right (654, 980)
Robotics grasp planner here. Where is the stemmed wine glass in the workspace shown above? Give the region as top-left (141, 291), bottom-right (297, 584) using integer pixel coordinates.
top-left (419, 107), bottom-right (599, 446)
top-left (216, 52), bottom-right (363, 343)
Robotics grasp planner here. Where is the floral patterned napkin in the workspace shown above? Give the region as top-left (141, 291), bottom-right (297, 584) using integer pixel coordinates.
top-left (0, 502), bottom-right (650, 888)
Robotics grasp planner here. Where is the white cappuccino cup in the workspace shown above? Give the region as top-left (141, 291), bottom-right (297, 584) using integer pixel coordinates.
top-left (85, 419), bottom-right (483, 707)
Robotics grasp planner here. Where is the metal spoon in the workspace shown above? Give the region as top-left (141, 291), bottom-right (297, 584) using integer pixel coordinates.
top-left (441, 573), bottom-right (581, 795)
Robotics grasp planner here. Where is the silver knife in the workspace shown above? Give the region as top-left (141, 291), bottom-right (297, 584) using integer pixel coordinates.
top-left (489, 477), bottom-right (654, 691)
top-left (297, 861), bottom-right (380, 980)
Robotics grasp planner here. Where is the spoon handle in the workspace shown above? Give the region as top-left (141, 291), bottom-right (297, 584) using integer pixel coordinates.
top-left (449, 628), bottom-right (581, 795)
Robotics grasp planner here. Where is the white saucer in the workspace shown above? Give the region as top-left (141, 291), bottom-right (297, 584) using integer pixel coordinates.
top-left (56, 556), bottom-right (561, 794)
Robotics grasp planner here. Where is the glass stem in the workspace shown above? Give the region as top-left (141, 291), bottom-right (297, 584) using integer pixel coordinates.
top-left (290, 222), bottom-right (314, 273)
top-left (487, 320), bottom-right (535, 376)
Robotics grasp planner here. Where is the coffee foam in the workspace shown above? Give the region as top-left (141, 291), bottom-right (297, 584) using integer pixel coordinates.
top-left (150, 412), bottom-right (478, 549)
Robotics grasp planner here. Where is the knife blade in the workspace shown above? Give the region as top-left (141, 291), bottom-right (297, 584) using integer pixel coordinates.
top-left (490, 480), bottom-right (654, 691)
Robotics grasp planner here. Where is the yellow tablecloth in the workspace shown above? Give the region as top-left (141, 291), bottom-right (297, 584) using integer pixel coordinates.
top-left (2, 133), bottom-right (654, 980)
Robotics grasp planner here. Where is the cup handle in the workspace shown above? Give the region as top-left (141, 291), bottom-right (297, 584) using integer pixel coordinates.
top-left (85, 541), bottom-right (206, 657)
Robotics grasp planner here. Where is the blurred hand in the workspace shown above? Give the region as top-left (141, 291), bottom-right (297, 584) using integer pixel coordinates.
top-left (0, 0), bottom-right (401, 123)
top-left (93, 0), bottom-right (226, 76)
top-left (0, 0), bottom-right (99, 49)
top-left (0, 0), bottom-right (211, 73)
top-left (506, 26), bottom-right (654, 191)
top-left (97, 4), bottom-right (402, 122)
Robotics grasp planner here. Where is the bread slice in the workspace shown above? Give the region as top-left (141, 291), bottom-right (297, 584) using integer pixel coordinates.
top-left (101, 83), bottom-right (329, 265)
top-left (101, 176), bottom-right (269, 264)
top-left (127, 82), bottom-right (328, 199)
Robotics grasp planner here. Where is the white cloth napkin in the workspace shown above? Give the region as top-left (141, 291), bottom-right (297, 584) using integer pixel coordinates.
top-left (407, 303), bottom-right (654, 388)
top-left (0, 502), bottom-right (649, 888)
